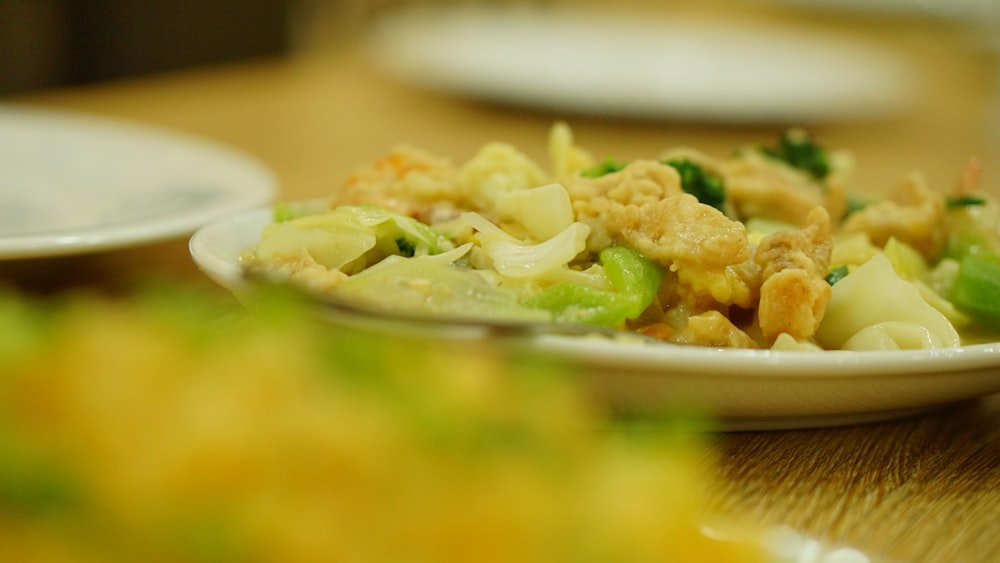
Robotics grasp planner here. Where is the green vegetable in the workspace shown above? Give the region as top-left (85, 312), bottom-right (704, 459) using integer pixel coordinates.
top-left (272, 200), bottom-right (329, 223)
top-left (525, 246), bottom-right (664, 326)
top-left (395, 237), bottom-right (416, 257)
top-left (0, 435), bottom-right (79, 514)
top-left (255, 205), bottom-right (454, 274)
top-left (951, 253), bottom-right (1000, 323)
top-left (580, 157), bottom-right (626, 178)
top-left (339, 252), bottom-right (550, 322)
top-left (353, 204), bottom-right (452, 256)
top-left (273, 202), bottom-right (296, 223)
top-left (664, 159), bottom-right (726, 211)
top-left (946, 195), bottom-right (987, 209)
top-left (946, 230), bottom-right (994, 261)
top-left (762, 129), bottom-right (830, 180)
top-left (599, 246), bottom-right (666, 316)
top-left (579, 156), bottom-right (728, 211)
top-left (843, 197), bottom-right (868, 221)
top-left (0, 466), bottom-right (78, 514)
top-left (525, 284), bottom-right (642, 326)
top-left (825, 265), bottom-right (849, 286)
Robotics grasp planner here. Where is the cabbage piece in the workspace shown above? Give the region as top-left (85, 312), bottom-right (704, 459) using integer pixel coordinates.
top-left (495, 183), bottom-right (575, 241)
top-left (883, 237), bottom-right (927, 281)
top-left (253, 205), bottom-right (453, 274)
top-left (336, 245), bottom-right (550, 322)
top-left (308, 205), bottom-right (453, 256)
top-left (841, 322), bottom-right (943, 351)
top-left (462, 213), bottom-right (590, 279)
top-left (461, 211), bottom-right (519, 243)
top-left (484, 223), bottom-right (590, 279)
top-left (814, 254), bottom-right (960, 350)
top-left (254, 218), bottom-right (375, 271)
top-left (272, 199), bottom-right (329, 222)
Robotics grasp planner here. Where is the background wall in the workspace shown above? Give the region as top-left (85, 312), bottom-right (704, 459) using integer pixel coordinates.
top-left (0, 0), bottom-right (292, 95)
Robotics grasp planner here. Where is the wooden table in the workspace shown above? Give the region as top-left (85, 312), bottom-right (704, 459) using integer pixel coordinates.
top-left (5, 6), bottom-right (999, 562)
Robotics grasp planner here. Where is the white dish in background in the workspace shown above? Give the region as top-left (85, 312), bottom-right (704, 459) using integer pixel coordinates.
top-left (190, 205), bottom-right (1000, 431)
top-left (0, 105), bottom-right (277, 259)
top-left (767, 0), bottom-right (993, 19)
top-left (367, 5), bottom-right (915, 124)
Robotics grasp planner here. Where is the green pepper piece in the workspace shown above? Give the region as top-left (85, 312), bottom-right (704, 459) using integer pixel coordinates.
top-left (525, 283), bottom-right (639, 326)
top-left (599, 246), bottom-right (665, 318)
top-left (951, 253), bottom-right (1000, 323)
top-left (525, 247), bottom-right (664, 327)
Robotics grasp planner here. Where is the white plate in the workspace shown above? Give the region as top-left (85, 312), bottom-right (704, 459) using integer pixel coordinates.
top-left (190, 205), bottom-right (1000, 431)
top-left (767, 0), bottom-right (993, 19)
top-left (0, 105), bottom-right (277, 259)
top-left (367, 5), bottom-right (914, 124)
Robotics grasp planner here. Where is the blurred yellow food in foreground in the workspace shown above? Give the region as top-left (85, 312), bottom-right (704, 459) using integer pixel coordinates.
top-left (0, 286), bottom-right (763, 562)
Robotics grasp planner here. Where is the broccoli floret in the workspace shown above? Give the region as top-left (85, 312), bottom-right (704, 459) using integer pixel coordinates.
top-left (762, 129), bottom-right (830, 180)
top-left (580, 156), bottom-right (727, 211)
top-left (580, 157), bottom-right (626, 178)
top-left (664, 159), bottom-right (726, 212)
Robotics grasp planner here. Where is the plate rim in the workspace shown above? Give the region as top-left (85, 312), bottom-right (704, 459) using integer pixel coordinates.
top-left (189, 203), bottom-right (1000, 374)
top-left (189, 203), bottom-right (1000, 428)
top-left (0, 104), bottom-right (278, 260)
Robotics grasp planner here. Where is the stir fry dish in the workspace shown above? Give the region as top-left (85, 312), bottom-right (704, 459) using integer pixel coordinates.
top-left (243, 124), bottom-right (999, 350)
top-left (0, 287), bottom-right (767, 562)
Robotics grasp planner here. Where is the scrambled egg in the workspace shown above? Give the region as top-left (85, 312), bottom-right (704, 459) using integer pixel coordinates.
top-left (565, 160), bottom-right (754, 309)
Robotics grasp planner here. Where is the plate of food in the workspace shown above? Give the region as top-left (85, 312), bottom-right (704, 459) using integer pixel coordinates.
top-left (0, 104), bottom-right (277, 259)
top-left (190, 123), bottom-right (1000, 430)
top-left (366, 5), bottom-right (914, 123)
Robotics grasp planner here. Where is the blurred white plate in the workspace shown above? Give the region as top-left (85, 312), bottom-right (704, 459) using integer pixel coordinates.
top-left (0, 105), bottom-right (277, 259)
top-left (190, 205), bottom-right (1000, 431)
top-left (768, 0), bottom-right (992, 19)
top-left (367, 6), bottom-right (914, 123)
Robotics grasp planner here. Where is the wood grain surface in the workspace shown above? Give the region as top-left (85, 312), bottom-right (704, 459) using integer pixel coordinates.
top-left (710, 396), bottom-right (1000, 562)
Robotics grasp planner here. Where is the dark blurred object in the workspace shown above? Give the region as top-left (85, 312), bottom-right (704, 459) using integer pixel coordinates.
top-left (0, 0), bottom-right (291, 96)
